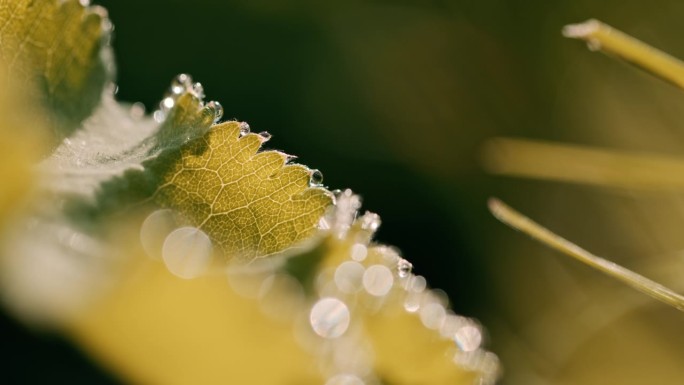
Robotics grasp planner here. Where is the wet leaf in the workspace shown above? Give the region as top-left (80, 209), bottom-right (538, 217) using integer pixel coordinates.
top-left (0, 2), bottom-right (499, 385)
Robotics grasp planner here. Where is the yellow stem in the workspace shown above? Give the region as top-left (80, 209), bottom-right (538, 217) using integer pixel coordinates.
top-left (563, 19), bottom-right (684, 89)
top-left (482, 138), bottom-right (684, 191)
top-left (488, 198), bottom-right (684, 312)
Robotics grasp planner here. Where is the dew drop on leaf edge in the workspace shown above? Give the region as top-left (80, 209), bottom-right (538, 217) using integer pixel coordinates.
top-left (397, 259), bottom-right (412, 278)
top-left (171, 73), bottom-right (192, 95)
top-left (206, 101), bottom-right (223, 123)
top-left (192, 82), bottom-right (205, 99)
top-left (258, 131), bottom-right (272, 141)
top-left (309, 169), bottom-right (324, 186)
top-left (239, 122), bottom-right (251, 137)
top-left (160, 97), bottom-right (174, 113)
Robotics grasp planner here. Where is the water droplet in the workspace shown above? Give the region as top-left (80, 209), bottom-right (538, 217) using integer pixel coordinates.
top-left (192, 82), bottom-right (205, 99)
top-left (325, 374), bottom-right (365, 385)
top-left (478, 352), bottom-right (502, 385)
top-left (439, 314), bottom-right (468, 340)
top-left (160, 96), bottom-right (175, 113)
top-left (153, 110), bottom-right (165, 123)
top-left (309, 297), bottom-right (350, 339)
top-left (455, 325), bottom-right (482, 352)
top-left (239, 122), bottom-right (251, 136)
top-left (140, 209), bottom-right (177, 260)
top-left (318, 216), bottom-right (331, 230)
top-left (397, 258), bottom-right (412, 278)
top-left (360, 212), bottom-right (380, 232)
top-left (409, 275), bottom-right (427, 292)
top-left (100, 16), bottom-right (114, 36)
top-left (362, 264), bottom-right (394, 297)
top-left (404, 291), bottom-right (421, 312)
top-left (206, 101), bottom-right (223, 123)
top-left (419, 302), bottom-right (446, 330)
top-left (79, 0), bottom-right (90, 7)
top-left (258, 131), bottom-right (272, 141)
top-left (162, 227), bottom-right (213, 279)
top-left (453, 349), bottom-right (487, 373)
top-left (334, 261), bottom-right (365, 293)
top-left (350, 243), bottom-right (367, 262)
top-left (129, 102), bottom-right (145, 119)
top-left (309, 169), bottom-right (324, 186)
top-left (171, 73), bottom-right (192, 95)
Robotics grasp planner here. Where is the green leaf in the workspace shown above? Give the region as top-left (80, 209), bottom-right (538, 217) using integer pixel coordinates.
top-left (0, 0), bottom-right (112, 143)
top-left (83, 91), bottom-right (332, 260)
top-left (150, 123), bottom-right (332, 259)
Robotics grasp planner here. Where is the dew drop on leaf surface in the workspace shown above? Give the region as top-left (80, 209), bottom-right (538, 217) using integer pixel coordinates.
top-left (362, 264), bottom-right (393, 297)
top-left (310, 297), bottom-right (350, 339)
top-left (350, 244), bottom-right (367, 262)
top-left (334, 261), bottom-right (365, 293)
top-left (162, 226), bottom-right (213, 279)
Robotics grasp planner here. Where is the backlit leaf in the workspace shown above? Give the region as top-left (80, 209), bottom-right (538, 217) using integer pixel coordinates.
top-left (0, 0), bottom-right (112, 143)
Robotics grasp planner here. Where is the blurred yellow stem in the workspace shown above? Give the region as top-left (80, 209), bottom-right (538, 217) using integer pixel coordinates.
top-left (482, 138), bottom-right (684, 191)
top-left (488, 198), bottom-right (684, 312)
top-left (563, 19), bottom-right (684, 89)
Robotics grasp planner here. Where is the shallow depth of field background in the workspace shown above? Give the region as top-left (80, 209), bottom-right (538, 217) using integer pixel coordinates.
top-left (7, 0), bottom-right (684, 384)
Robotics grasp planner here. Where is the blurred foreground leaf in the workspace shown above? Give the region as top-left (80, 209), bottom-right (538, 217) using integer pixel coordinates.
top-left (0, 0), bottom-right (111, 142)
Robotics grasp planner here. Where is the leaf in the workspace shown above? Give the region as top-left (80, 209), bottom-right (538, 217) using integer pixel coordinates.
top-left (71, 191), bottom-right (499, 385)
top-left (81, 90), bottom-right (333, 260)
top-left (0, 1), bottom-right (500, 384)
top-left (0, 0), bottom-right (112, 143)
top-left (0, 62), bottom-right (45, 224)
top-left (150, 123), bottom-right (332, 259)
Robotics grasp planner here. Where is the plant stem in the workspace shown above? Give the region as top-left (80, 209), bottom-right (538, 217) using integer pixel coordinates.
top-left (563, 19), bottom-right (684, 89)
top-left (482, 138), bottom-right (684, 191)
top-left (488, 198), bottom-right (684, 312)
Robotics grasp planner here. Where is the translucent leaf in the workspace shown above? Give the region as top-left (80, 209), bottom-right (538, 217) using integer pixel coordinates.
top-left (150, 123), bottom-right (332, 259)
top-left (85, 91), bottom-right (333, 261)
